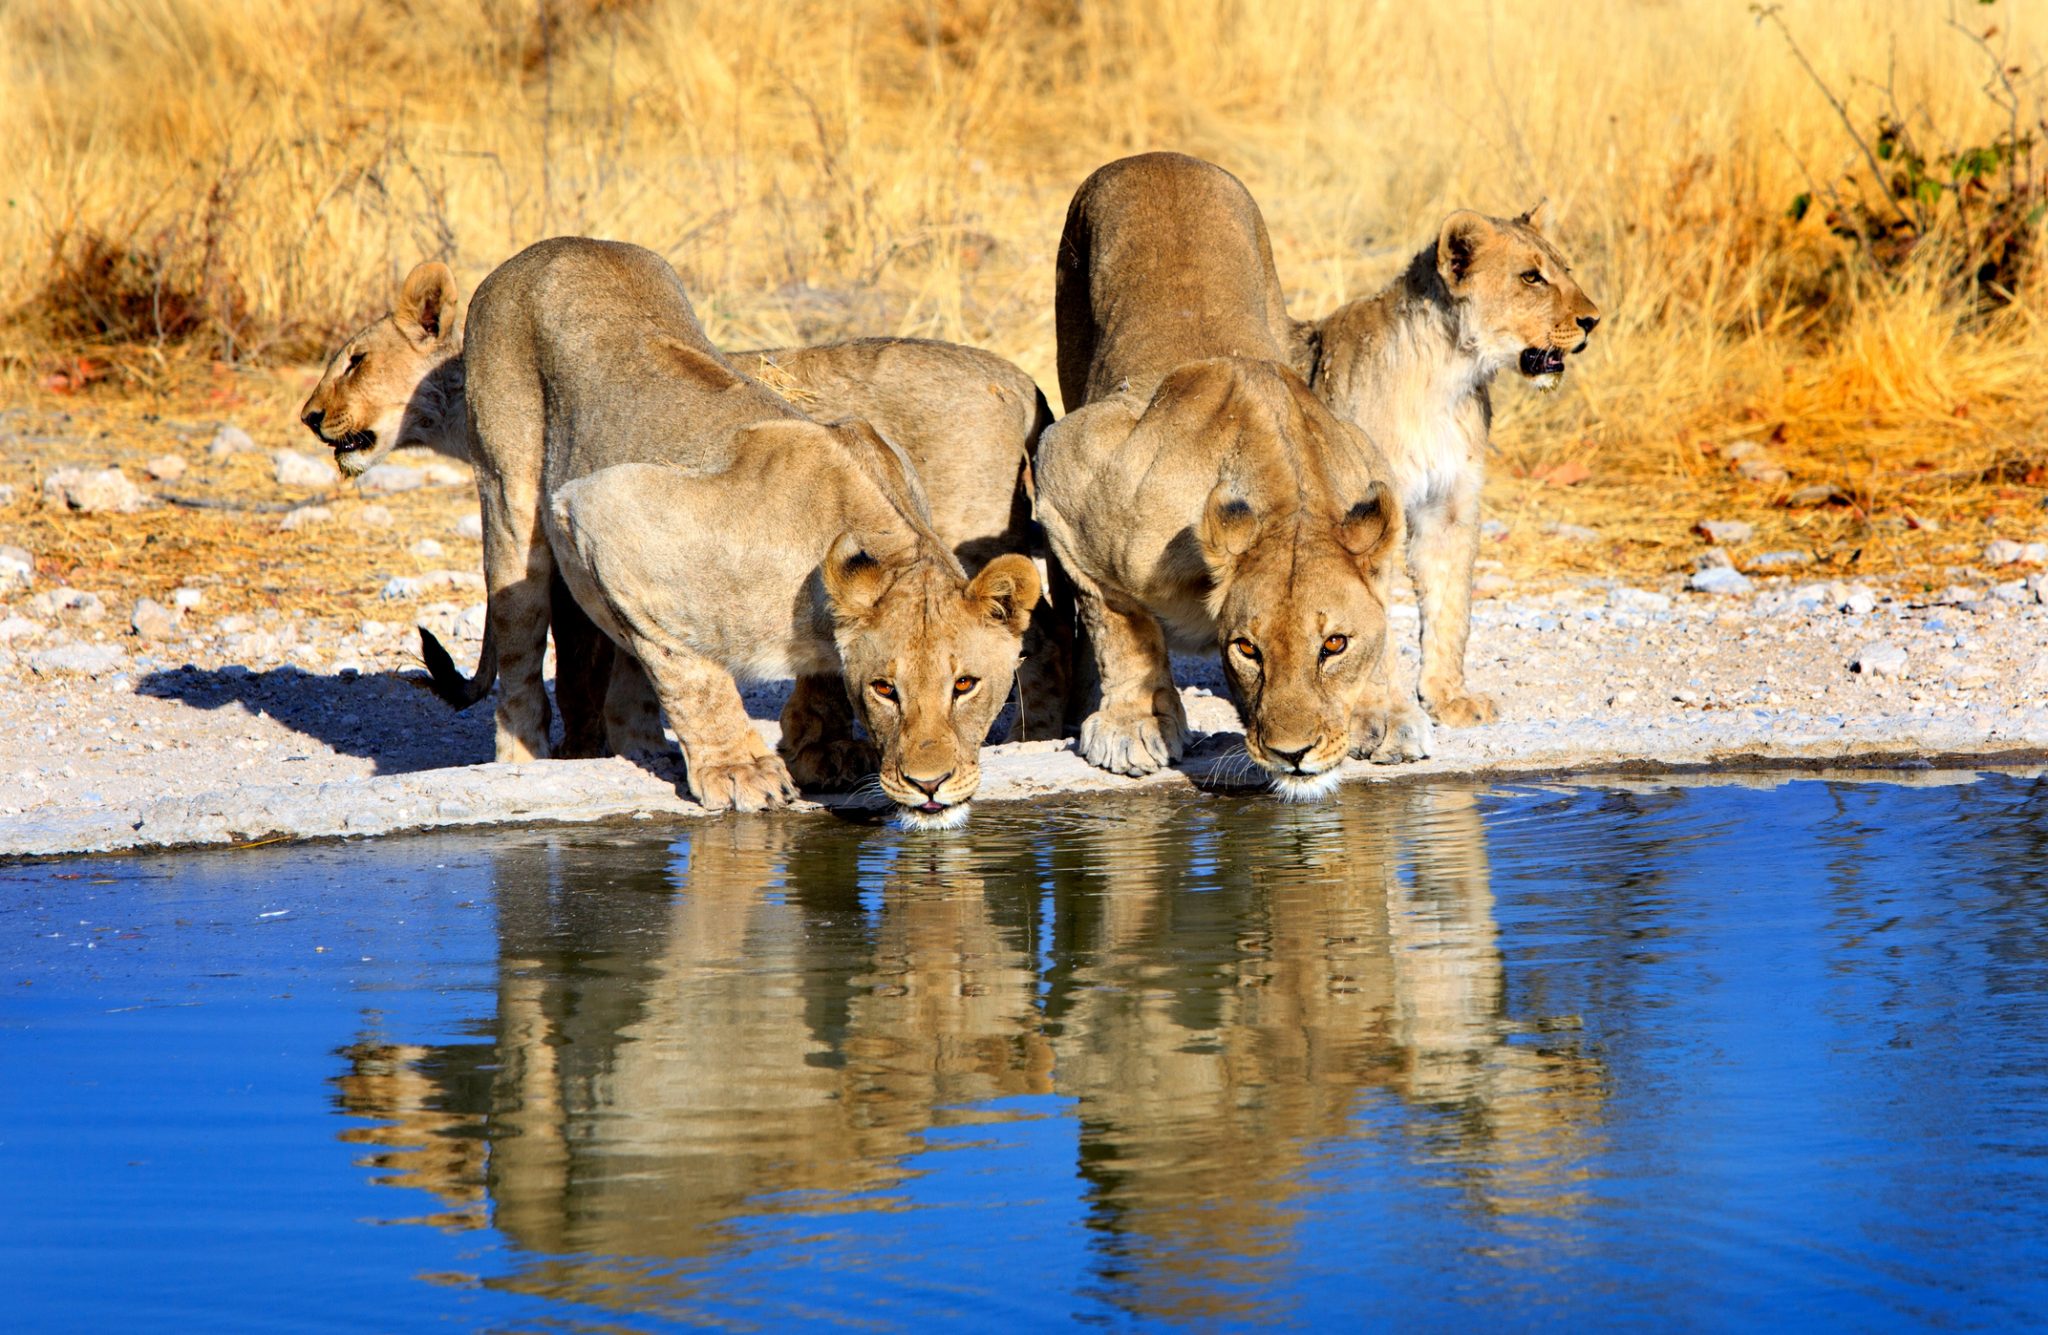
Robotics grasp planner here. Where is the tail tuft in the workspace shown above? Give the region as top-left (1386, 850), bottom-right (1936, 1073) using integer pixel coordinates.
top-left (419, 625), bottom-right (496, 710)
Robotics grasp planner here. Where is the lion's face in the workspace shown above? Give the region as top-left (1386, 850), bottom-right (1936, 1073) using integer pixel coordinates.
top-left (1202, 480), bottom-right (1401, 802)
top-left (1437, 208), bottom-right (1600, 391)
top-left (825, 544), bottom-right (1041, 830)
top-left (299, 262), bottom-right (462, 477)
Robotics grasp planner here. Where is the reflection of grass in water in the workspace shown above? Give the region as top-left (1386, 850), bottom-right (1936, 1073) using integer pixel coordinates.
top-left (5, 0), bottom-right (2045, 593)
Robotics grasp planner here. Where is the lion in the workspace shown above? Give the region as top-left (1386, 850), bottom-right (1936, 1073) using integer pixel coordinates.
top-left (1039, 153), bottom-right (1421, 799)
top-left (1290, 198), bottom-right (1600, 727)
top-left (321, 237), bottom-right (1042, 825)
top-left (300, 262), bottom-right (1071, 748)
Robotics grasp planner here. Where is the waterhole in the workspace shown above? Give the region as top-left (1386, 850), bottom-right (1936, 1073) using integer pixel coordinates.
top-left (6, 772), bottom-right (2048, 1328)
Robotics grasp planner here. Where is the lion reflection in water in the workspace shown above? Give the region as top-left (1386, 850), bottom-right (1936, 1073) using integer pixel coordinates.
top-left (334, 793), bottom-right (1602, 1320)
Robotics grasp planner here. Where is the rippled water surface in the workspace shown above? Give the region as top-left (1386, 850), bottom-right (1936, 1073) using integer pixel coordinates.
top-left (7, 773), bottom-right (2048, 1329)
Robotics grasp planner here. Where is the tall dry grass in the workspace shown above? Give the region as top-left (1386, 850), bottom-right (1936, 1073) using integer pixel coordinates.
top-left (3, 0), bottom-right (2045, 505)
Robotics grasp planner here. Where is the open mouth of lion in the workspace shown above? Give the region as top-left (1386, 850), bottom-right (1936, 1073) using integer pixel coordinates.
top-left (1518, 346), bottom-right (1567, 379)
top-left (327, 430), bottom-right (379, 474)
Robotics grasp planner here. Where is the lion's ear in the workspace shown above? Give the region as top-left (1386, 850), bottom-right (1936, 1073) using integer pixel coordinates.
top-left (1199, 482), bottom-right (1259, 566)
top-left (822, 531), bottom-right (894, 623)
top-left (1515, 197), bottom-right (1550, 231)
top-left (1436, 211), bottom-right (1495, 290)
top-left (650, 337), bottom-right (746, 394)
top-left (396, 262), bottom-right (460, 346)
top-left (966, 553), bottom-right (1042, 639)
top-left (1336, 482), bottom-right (1399, 568)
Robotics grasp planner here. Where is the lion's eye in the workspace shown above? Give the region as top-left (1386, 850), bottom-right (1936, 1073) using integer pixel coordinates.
top-left (870, 680), bottom-right (896, 700)
top-left (1521, 269), bottom-right (1546, 286)
top-left (1321, 634), bottom-right (1348, 656)
top-left (346, 351), bottom-right (367, 372)
top-left (953, 675), bottom-right (978, 696)
top-left (1232, 638), bottom-right (1260, 661)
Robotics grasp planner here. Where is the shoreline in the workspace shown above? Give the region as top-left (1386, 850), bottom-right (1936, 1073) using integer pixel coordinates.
top-left (8, 572), bottom-right (2048, 855)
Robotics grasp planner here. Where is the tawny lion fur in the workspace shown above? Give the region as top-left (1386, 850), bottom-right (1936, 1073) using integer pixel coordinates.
top-left (301, 260), bottom-right (1073, 756)
top-left (1039, 152), bottom-right (1421, 800)
top-left (304, 238), bottom-right (1041, 825)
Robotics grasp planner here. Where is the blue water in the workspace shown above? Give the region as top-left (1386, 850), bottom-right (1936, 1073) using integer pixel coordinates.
top-left (5, 772), bottom-right (2048, 1330)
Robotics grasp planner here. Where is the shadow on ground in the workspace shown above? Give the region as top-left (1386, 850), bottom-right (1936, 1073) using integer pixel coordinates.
top-left (138, 664), bottom-right (494, 775)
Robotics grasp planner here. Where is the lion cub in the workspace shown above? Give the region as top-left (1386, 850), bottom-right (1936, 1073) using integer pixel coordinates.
top-left (1038, 154), bottom-right (1420, 799)
top-left (1291, 195), bottom-right (1600, 727)
top-left (360, 238), bottom-right (1040, 825)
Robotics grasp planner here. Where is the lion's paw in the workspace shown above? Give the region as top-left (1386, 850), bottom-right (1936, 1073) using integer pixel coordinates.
top-left (782, 737), bottom-right (880, 791)
top-left (689, 753), bottom-right (798, 813)
top-left (1079, 708), bottom-right (1186, 777)
top-left (1359, 702), bottom-right (1434, 765)
top-left (1427, 690), bottom-right (1497, 728)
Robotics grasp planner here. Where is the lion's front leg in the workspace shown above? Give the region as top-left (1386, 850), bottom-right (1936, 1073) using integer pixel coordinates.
top-left (1071, 576), bottom-right (1185, 777)
top-left (634, 640), bottom-right (795, 813)
top-left (778, 673), bottom-right (878, 791)
top-left (1409, 487), bottom-right (1496, 729)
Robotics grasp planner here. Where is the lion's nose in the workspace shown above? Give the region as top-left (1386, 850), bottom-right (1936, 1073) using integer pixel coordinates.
top-left (302, 408), bottom-right (325, 434)
top-left (905, 770), bottom-right (952, 797)
top-left (1576, 314), bottom-right (1600, 334)
top-left (1270, 744), bottom-right (1312, 771)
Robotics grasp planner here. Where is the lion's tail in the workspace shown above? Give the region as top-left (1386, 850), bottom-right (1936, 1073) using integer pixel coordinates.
top-left (420, 620), bottom-right (498, 711)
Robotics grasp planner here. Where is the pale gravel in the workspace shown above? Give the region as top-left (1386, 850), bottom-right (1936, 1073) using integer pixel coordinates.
top-left (4, 574), bottom-right (2048, 856)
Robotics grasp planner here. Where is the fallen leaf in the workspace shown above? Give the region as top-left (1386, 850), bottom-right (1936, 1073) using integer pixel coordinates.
top-left (1536, 458), bottom-right (1592, 487)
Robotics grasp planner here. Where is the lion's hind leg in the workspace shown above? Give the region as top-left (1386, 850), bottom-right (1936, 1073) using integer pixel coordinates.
top-left (1408, 490), bottom-right (1496, 730)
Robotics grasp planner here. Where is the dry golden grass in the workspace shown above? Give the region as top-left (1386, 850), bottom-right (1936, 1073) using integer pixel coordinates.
top-left (3, 0), bottom-right (2047, 614)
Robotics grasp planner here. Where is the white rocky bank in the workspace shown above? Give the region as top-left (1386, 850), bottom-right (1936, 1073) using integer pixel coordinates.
top-left (4, 569), bottom-right (2048, 856)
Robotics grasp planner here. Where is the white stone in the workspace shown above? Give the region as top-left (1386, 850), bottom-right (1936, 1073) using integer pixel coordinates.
top-left (1689, 567), bottom-right (1753, 596)
top-left (1694, 519), bottom-right (1754, 545)
top-left (1841, 586), bottom-right (1878, 616)
top-left (0, 545), bottom-right (32, 590)
top-left (358, 505), bottom-right (395, 529)
top-left (42, 467), bottom-right (146, 514)
top-left (1609, 586), bottom-right (1672, 613)
top-left (1851, 641), bottom-right (1909, 677)
top-left (0, 616), bottom-right (43, 642)
top-left (207, 425), bottom-right (259, 459)
top-left (277, 505), bottom-right (334, 532)
top-left (28, 642), bottom-right (126, 676)
top-left (357, 465), bottom-right (424, 496)
top-left (275, 450), bottom-right (334, 489)
top-left (455, 513), bottom-right (484, 540)
top-left (409, 539), bottom-right (445, 559)
top-left (421, 462), bottom-right (470, 487)
top-left (1473, 572), bottom-right (1513, 598)
top-left (171, 587), bottom-right (205, 611)
top-left (145, 454), bottom-right (187, 483)
top-left (379, 569), bottom-right (483, 601)
top-left (129, 598), bottom-right (179, 641)
top-left (1984, 539), bottom-right (2025, 566)
top-left (454, 604), bottom-right (489, 641)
